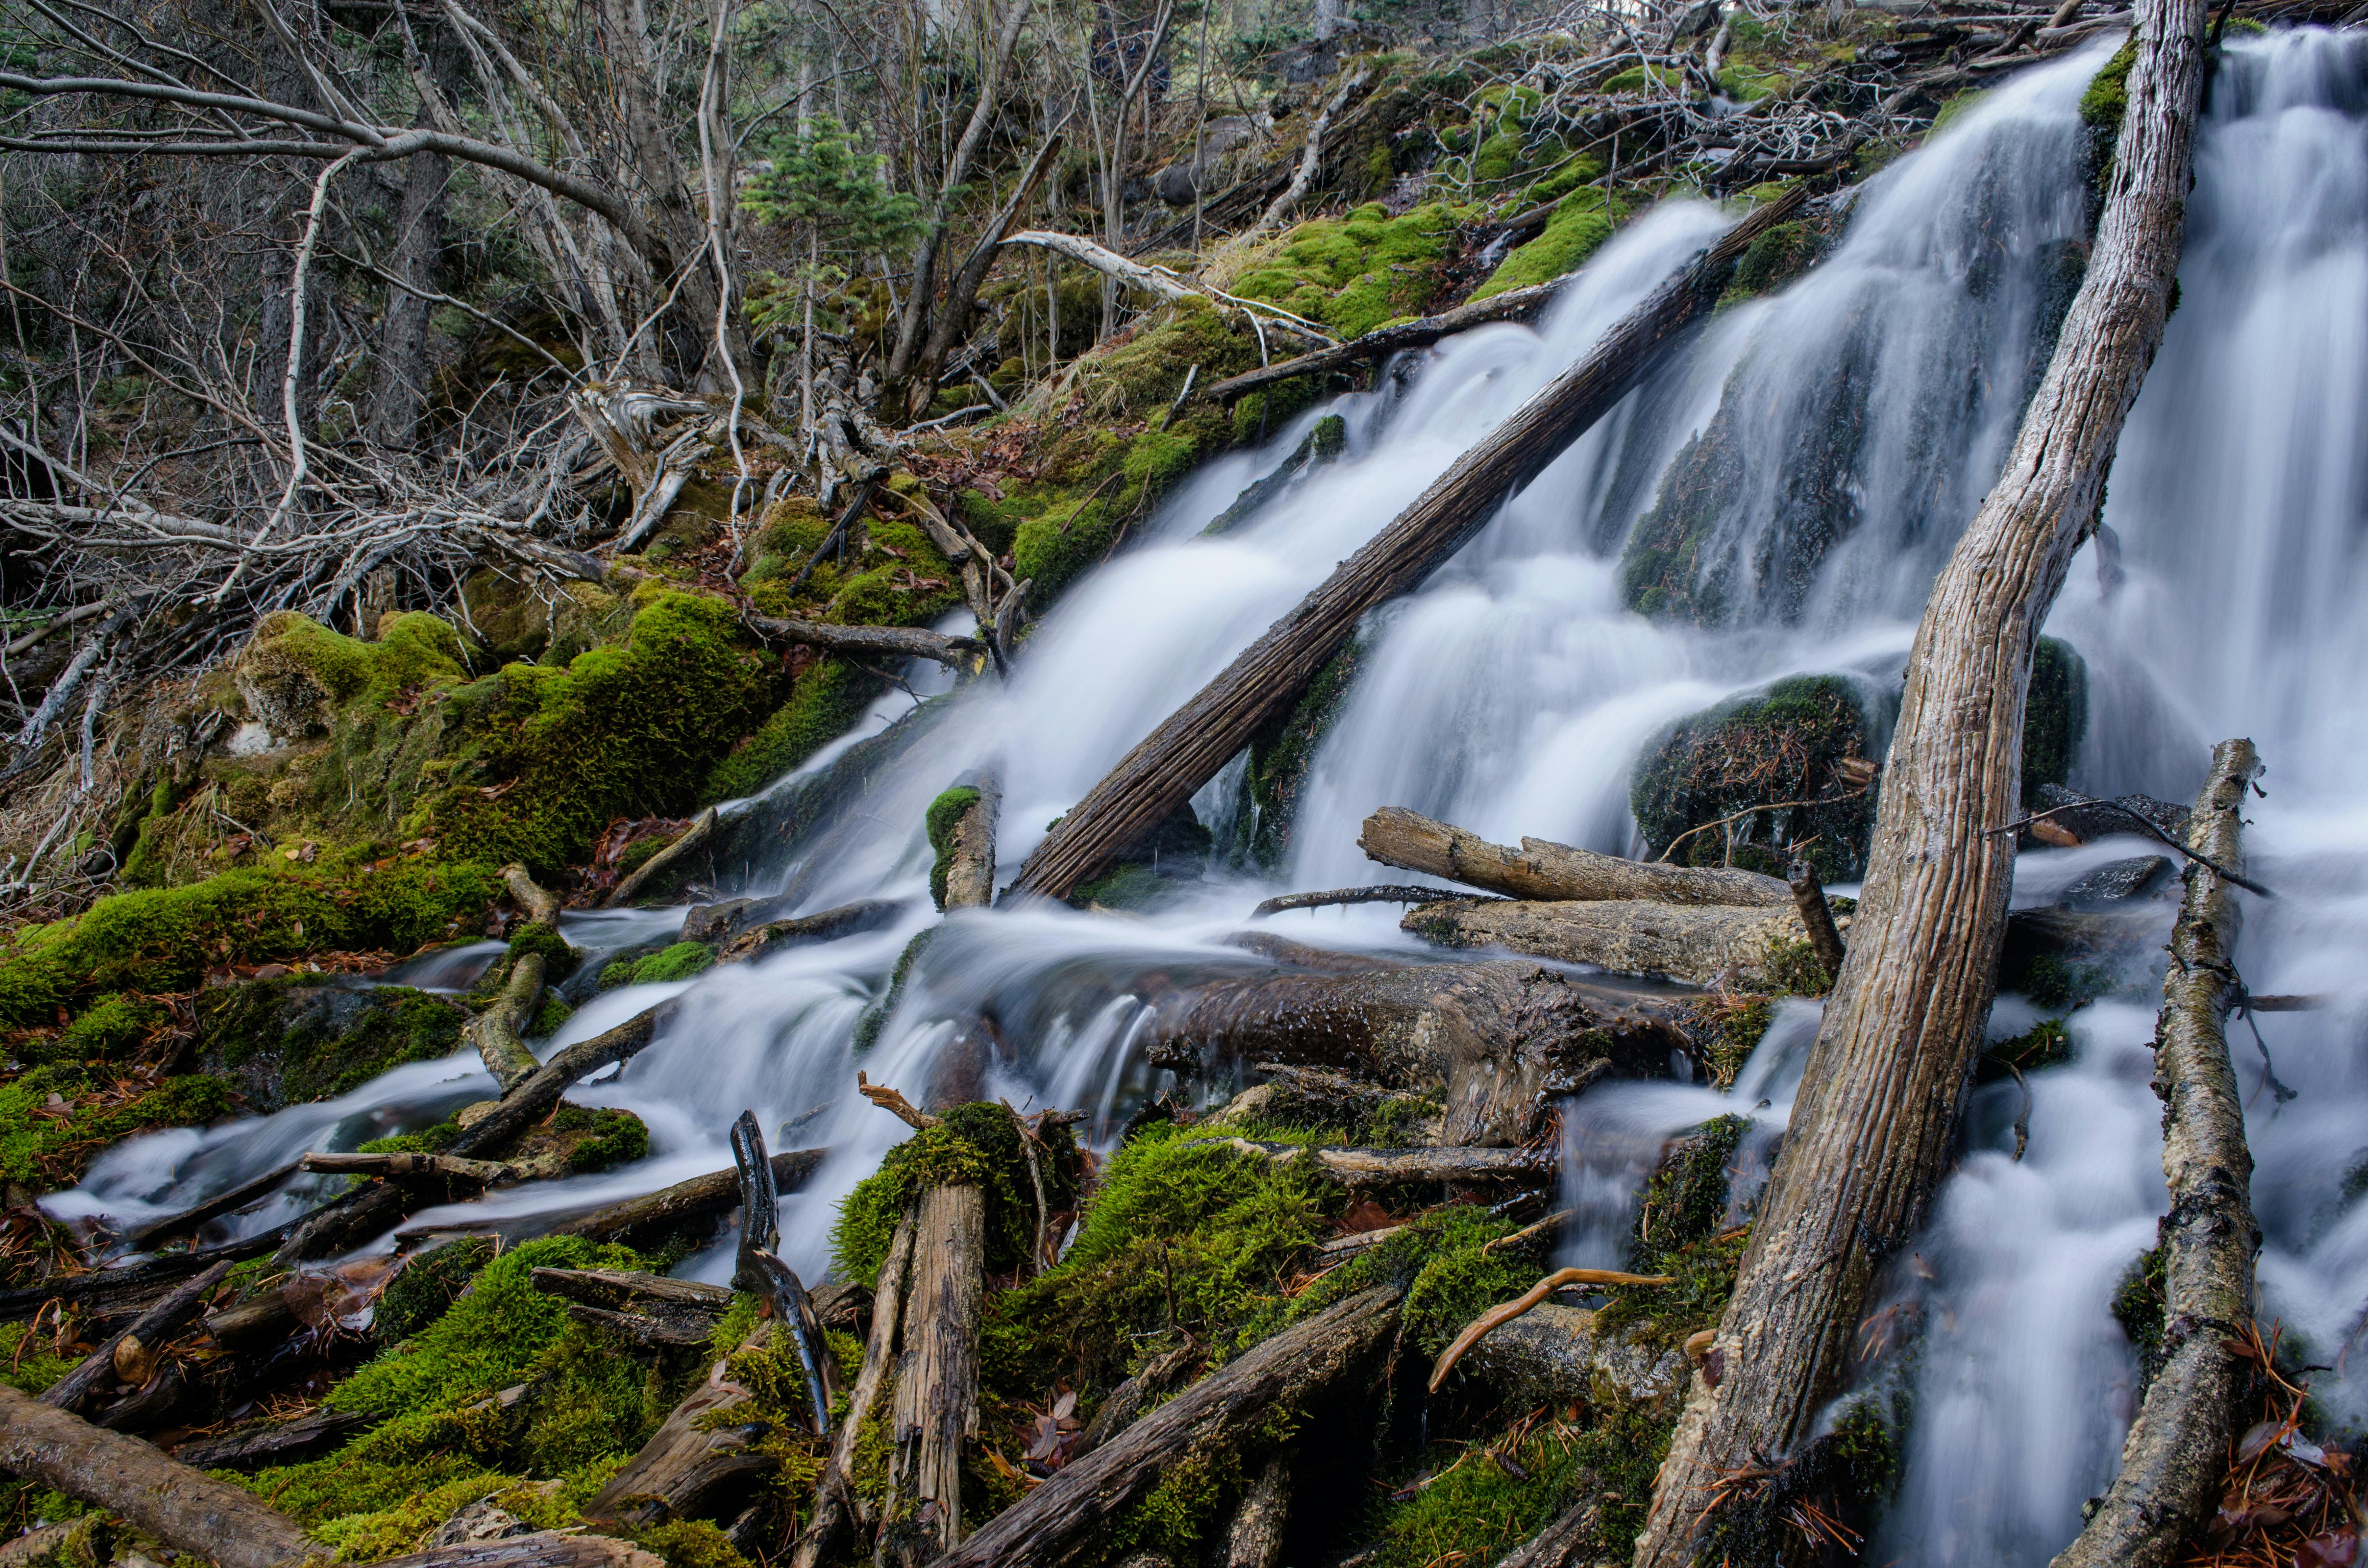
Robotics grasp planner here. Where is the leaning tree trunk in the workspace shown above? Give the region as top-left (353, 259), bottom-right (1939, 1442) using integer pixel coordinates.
top-left (1630, 1), bottom-right (2208, 1562)
top-left (1006, 186), bottom-right (1805, 904)
top-left (2049, 739), bottom-right (2263, 1568)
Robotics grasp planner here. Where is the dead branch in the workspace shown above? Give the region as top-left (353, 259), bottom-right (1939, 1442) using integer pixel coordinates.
top-left (1428, 1266), bottom-right (1676, 1391)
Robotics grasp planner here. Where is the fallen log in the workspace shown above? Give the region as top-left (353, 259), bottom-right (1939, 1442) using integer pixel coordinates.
top-left (1248, 884), bottom-right (1464, 918)
top-left (881, 1181), bottom-right (987, 1562)
top-left (746, 614), bottom-right (981, 671)
top-left (939, 776), bottom-right (999, 911)
top-left (1401, 897), bottom-right (1810, 990)
top-left (1221, 1139), bottom-right (1557, 1189)
top-left (1219, 1452), bottom-right (1293, 1568)
top-left (584, 1323), bottom-right (781, 1530)
top-left (788, 1213), bottom-right (919, 1568)
top-left (1142, 959), bottom-right (1706, 1145)
top-left (0, 1226), bottom-right (290, 1323)
top-left (502, 862), bottom-right (563, 926)
top-left (1009, 185), bottom-right (1807, 904)
top-left (370, 1535), bottom-right (663, 1568)
top-left (1197, 282), bottom-right (1566, 405)
top-left (122, 1158), bottom-right (301, 1251)
top-left (684, 894), bottom-right (900, 946)
top-left (530, 1267), bottom-right (733, 1348)
top-left (300, 1151), bottom-right (517, 1184)
top-left (604, 809), bottom-right (715, 908)
top-left (1630, 0), bottom-right (2209, 1554)
top-left (547, 1146), bottom-right (826, 1250)
top-left (718, 900), bottom-right (905, 964)
top-left (2049, 740), bottom-right (2264, 1568)
top-left (42, 1258), bottom-right (232, 1414)
top-left (1358, 807), bottom-right (1793, 907)
top-left (934, 1286), bottom-right (1402, 1568)
top-left (0, 1382), bottom-right (318, 1568)
top-left (171, 1408), bottom-right (376, 1471)
top-left (467, 951), bottom-right (546, 1093)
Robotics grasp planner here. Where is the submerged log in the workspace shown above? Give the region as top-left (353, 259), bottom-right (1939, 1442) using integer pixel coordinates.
top-left (0, 1383), bottom-right (318, 1568)
top-left (42, 1258), bottom-right (231, 1414)
top-left (1402, 897), bottom-right (1810, 990)
top-left (789, 1214), bottom-right (919, 1568)
top-left (1143, 959), bottom-right (1705, 1145)
top-left (936, 1286), bottom-right (1401, 1568)
top-left (881, 1183), bottom-right (987, 1561)
top-left (468, 950), bottom-right (546, 1093)
top-left (717, 899), bottom-right (904, 964)
top-left (1358, 808), bottom-right (1792, 907)
top-left (685, 894), bottom-right (900, 947)
top-left (1631, 0), bottom-right (2210, 1554)
top-left (1007, 186), bottom-right (1806, 905)
top-left (2049, 741), bottom-right (2264, 1568)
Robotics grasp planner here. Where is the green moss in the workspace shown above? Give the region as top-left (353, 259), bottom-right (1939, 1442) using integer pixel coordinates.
top-left (2023, 637), bottom-right (2089, 802)
top-left (2112, 1242), bottom-right (2167, 1393)
top-left (1473, 197), bottom-right (1621, 300)
top-left (706, 657), bottom-right (883, 802)
top-left (1297, 1205), bottom-right (1544, 1355)
top-left (506, 921), bottom-right (580, 980)
top-left (531, 992), bottom-right (575, 1036)
top-left (0, 1320), bottom-right (80, 1393)
top-left (0, 855), bottom-right (502, 1029)
top-left (1233, 203), bottom-right (1463, 339)
top-left (851, 927), bottom-right (935, 1056)
top-left (375, 1237), bottom-right (496, 1346)
top-left (833, 1103), bottom-right (1079, 1286)
top-left (195, 981), bottom-right (467, 1112)
top-left (1629, 675), bottom-right (1876, 880)
top-left (1632, 1116), bottom-right (1746, 1275)
top-left (630, 942), bottom-right (716, 986)
top-left (2080, 38), bottom-right (2137, 132)
top-left (1984, 1017), bottom-right (2072, 1078)
top-left (1718, 220), bottom-right (1820, 305)
top-left (926, 786), bottom-right (983, 910)
top-left (553, 1103), bottom-right (651, 1172)
top-left (1691, 996), bottom-right (1775, 1089)
top-left (0, 1071), bottom-right (237, 1187)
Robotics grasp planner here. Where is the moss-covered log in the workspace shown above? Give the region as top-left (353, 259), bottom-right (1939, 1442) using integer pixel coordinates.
top-left (2047, 740), bottom-right (2263, 1568)
top-left (1141, 958), bottom-right (1709, 1144)
top-left (467, 950), bottom-right (545, 1092)
top-left (934, 1286), bottom-right (1402, 1568)
top-left (1358, 807), bottom-right (1792, 907)
top-left (1403, 897), bottom-right (1816, 991)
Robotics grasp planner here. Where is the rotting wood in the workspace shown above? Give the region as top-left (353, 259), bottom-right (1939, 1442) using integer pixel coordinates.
top-left (43, 1257), bottom-right (232, 1414)
top-left (171, 1408), bottom-right (375, 1471)
top-left (466, 950), bottom-right (545, 1093)
top-left (584, 1322), bottom-right (781, 1530)
top-left (940, 774), bottom-right (999, 910)
top-left (788, 1213), bottom-right (918, 1568)
top-left (1007, 186), bottom-right (1807, 906)
top-left (548, 1147), bottom-right (826, 1249)
top-left (1220, 1451), bottom-right (1293, 1568)
top-left (746, 613), bottom-right (981, 670)
top-left (881, 1181), bottom-right (987, 1561)
top-left (0, 1382), bottom-right (319, 1568)
top-left (1402, 896), bottom-right (1810, 990)
top-left (1428, 1267), bottom-right (1675, 1391)
top-left (730, 1109), bottom-right (833, 1433)
top-left (604, 808), bottom-right (716, 907)
top-left (1142, 959), bottom-right (1708, 1146)
top-left (1495, 1485), bottom-right (1608, 1568)
top-left (369, 1534), bottom-right (664, 1568)
top-left (530, 1267), bottom-right (732, 1348)
top-left (1630, 0), bottom-right (2209, 1555)
top-left (1358, 807), bottom-right (1793, 907)
top-left (2048, 739), bottom-right (2264, 1568)
top-left (1787, 857), bottom-right (1849, 986)
top-left (502, 862), bottom-right (563, 926)
top-left (933, 1286), bottom-right (1402, 1568)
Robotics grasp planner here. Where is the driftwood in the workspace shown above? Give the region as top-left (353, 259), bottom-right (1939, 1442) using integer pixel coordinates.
top-left (0, 1383), bottom-right (318, 1568)
top-left (468, 951), bottom-right (546, 1092)
top-left (746, 614), bottom-right (981, 671)
top-left (1143, 959), bottom-right (1706, 1145)
top-left (548, 1147), bottom-right (827, 1250)
top-left (934, 1286), bottom-right (1402, 1568)
top-left (789, 1214), bottom-right (919, 1568)
top-left (1009, 186), bottom-right (1807, 904)
top-left (1248, 884), bottom-right (1459, 918)
top-left (172, 1408), bottom-right (375, 1470)
top-left (1358, 808), bottom-right (1791, 907)
top-left (585, 1323), bottom-right (780, 1530)
top-left (122, 1158), bottom-right (301, 1251)
top-left (1402, 897), bottom-right (1810, 989)
top-left (1197, 280), bottom-right (1567, 405)
top-left (502, 862), bottom-right (563, 926)
top-left (881, 1182), bottom-right (987, 1561)
top-left (1631, 0), bottom-right (2209, 1555)
top-left (604, 808), bottom-right (715, 907)
top-left (939, 776), bottom-right (999, 911)
top-left (2049, 740), bottom-right (2264, 1568)
top-left (1222, 1139), bottom-right (1557, 1189)
top-left (42, 1258), bottom-right (232, 1414)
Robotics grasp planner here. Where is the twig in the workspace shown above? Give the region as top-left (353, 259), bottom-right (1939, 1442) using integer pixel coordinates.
top-left (1990, 796), bottom-right (2275, 898)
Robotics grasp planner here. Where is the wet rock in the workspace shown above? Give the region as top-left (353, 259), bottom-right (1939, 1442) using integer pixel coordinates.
top-left (2059, 855), bottom-right (2172, 907)
top-left (2021, 637), bottom-right (2089, 801)
top-left (1629, 674), bottom-right (1878, 880)
top-left (2032, 782), bottom-right (2189, 844)
top-left (194, 981), bottom-right (467, 1113)
top-left (1463, 1302), bottom-right (1690, 1407)
top-left (1069, 800), bottom-right (1215, 911)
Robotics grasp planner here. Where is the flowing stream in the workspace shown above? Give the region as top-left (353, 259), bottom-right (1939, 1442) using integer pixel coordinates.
top-left (51, 28), bottom-right (2368, 1563)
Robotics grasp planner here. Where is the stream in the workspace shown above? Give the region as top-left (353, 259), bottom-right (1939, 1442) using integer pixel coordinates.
top-left (46, 28), bottom-right (2368, 1564)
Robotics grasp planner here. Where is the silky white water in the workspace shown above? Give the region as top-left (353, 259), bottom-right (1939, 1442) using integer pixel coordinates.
top-left (57, 29), bottom-right (2368, 1562)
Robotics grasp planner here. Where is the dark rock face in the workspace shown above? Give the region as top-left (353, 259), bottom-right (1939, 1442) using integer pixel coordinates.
top-left (1629, 675), bottom-right (1878, 880)
top-left (2032, 782), bottom-right (2190, 844)
top-left (2059, 855), bottom-right (2173, 907)
top-left (1151, 116), bottom-right (1260, 205)
top-left (195, 980), bottom-right (467, 1113)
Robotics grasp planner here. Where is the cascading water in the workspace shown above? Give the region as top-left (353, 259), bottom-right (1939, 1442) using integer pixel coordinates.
top-left (52, 27), bottom-right (2368, 1564)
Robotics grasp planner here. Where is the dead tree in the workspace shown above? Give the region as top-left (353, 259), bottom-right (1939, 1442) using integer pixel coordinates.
top-left (879, 1181), bottom-right (987, 1560)
top-left (2049, 740), bottom-right (2264, 1568)
top-left (1358, 807), bottom-right (1792, 906)
top-left (1008, 186), bottom-right (1807, 904)
top-left (1630, 0), bottom-right (2210, 1558)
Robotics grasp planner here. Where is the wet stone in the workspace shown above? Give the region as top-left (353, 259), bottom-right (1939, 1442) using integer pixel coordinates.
top-left (2059, 855), bottom-right (2173, 907)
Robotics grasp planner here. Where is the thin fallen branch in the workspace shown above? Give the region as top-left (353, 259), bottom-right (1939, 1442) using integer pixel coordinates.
top-left (503, 862), bottom-right (563, 925)
top-left (1197, 279), bottom-right (1565, 405)
top-left (1993, 794), bottom-right (2274, 897)
top-left (603, 808), bottom-right (715, 907)
top-left (858, 1069), bottom-right (940, 1128)
top-left (1428, 1266), bottom-right (1675, 1391)
top-left (42, 1259), bottom-right (233, 1414)
top-left (745, 614), bottom-right (981, 670)
top-left (1220, 1139), bottom-right (1558, 1189)
top-left (1250, 884), bottom-right (1470, 918)
top-left (299, 1151), bottom-right (518, 1184)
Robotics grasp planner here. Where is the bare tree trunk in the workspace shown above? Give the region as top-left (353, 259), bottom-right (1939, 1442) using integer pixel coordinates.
top-left (880, 1183), bottom-right (986, 1562)
top-left (1357, 807), bottom-right (1791, 906)
top-left (2048, 739), bottom-right (2263, 1568)
top-left (367, 131), bottom-right (450, 449)
top-left (1007, 188), bottom-right (1804, 905)
top-left (906, 131), bottom-right (1067, 415)
top-left (1629, 1), bottom-right (2208, 1559)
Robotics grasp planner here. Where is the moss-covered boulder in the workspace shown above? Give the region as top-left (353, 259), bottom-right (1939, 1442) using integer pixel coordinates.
top-left (194, 980), bottom-right (468, 1113)
top-left (2022, 635), bottom-right (2089, 801)
top-left (1630, 675), bottom-right (1878, 879)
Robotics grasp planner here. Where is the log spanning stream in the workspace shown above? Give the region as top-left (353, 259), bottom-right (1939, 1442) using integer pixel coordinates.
top-left (43, 29), bottom-right (2368, 1566)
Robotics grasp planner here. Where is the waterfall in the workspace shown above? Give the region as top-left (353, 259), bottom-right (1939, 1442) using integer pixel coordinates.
top-left (53, 28), bottom-right (2368, 1566)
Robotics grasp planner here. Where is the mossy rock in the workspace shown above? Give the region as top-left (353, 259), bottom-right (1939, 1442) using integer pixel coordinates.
top-left (705, 657), bottom-right (883, 802)
top-left (1629, 675), bottom-right (1877, 880)
top-left (598, 941), bottom-right (715, 990)
top-left (1631, 1115), bottom-right (1747, 1274)
top-left (0, 1070), bottom-right (236, 1188)
top-left (1473, 192), bottom-right (1624, 301)
top-left (195, 980), bottom-right (468, 1113)
top-left (2023, 636), bottom-right (2088, 803)
top-left (1232, 203), bottom-right (1464, 339)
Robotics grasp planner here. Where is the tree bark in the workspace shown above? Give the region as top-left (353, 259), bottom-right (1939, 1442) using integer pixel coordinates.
top-left (1142, 958), bottom-right (1707, 1144)
top-left (1787, 858), bottom-right (1848, 985)
top-left (941, 777), bottom-right (999, 911)
top-left (1218, 1452), bottom-right (1292, 1568)
top-left (1629, 0), bottom-right (2207, 1557)
top-left (41, 1259), bottom-right (232, 1415)
top-left (2048, 740), bottom-right (2263, 1568)
top-left (882, 1183), bottom-right (987, 1561)
top-left (468, 950), bottom-right (545, 1092)
top-left (789, 1213), bottom-right (918, 1568)
top-left (1402, 897), bottom-right (1810, 990)
top-left (0, 1383), bottom-right (319, 1568)
top-left (1358, 808), bottom-right (1792, 907)
top-left (933, 1286), bottom-right (1402, 1568)
top-left (1008, 186), bottom-right (1806, 904)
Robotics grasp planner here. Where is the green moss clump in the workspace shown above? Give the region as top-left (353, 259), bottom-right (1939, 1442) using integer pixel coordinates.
top-left (1690, 996), bottom-right (1776, 1089)
top-left (553, 1104), bottom-right (651, 1172)
top-left (833, 1103), bottom-right (1080, 1287)
top-left (505, 921), bottom-right (580, 980)
top-left (851, 927), bottom-right (935, 1056)
top-left (1474, 197), bottom-right (1622, 300)
top-left (1984, 1017), bottom-right (2072, 1078)
top-left (1719, 220), bottom-right (1820, 305)
top-left (2023, 637), bottom-right (2089, 802)
top-left (2112, 1241), bottom-right (2168, 1394)
top-left (1629, 675), bottom-right (1876, 880)
top-left (1632, 1115), bottom-right (1747, 1274)
top-left (1295, 1205), bottom-right (1544, 1356)
top-left (624, 942), bottom-right (715, 986)
top-left (706, 657), bottom-right (882, 802)
top-left (431, 591), bottom-right (776, 872)
top-left (1233, 203), bottom-right (1463, 338)
top-left (0, 1072), bottom-right (237, 1187)
top-left (375, 1237), bottom-right (496, 1346)
top-left (926, 786), bottom-right (983, 910)
top-left (0, 855), bottom-right (503, 1030)
top-left (2080, 38), bottom-right (2137, 132)
top-left (195, 981), bottom-right (467, 1113)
